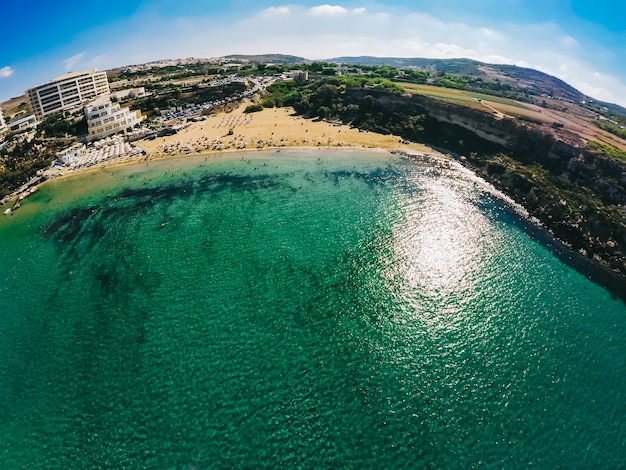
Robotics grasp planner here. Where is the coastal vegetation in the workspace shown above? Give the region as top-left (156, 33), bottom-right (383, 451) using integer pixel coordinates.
top-left (587, 140), bottom-right (626, 160)
top-left (593, 118), bottom-right (626, 140)
top-left (37, 113), bottom-right (87, 138)
top-left (0, 132), bottom-right (65, 196)
top-left (128, 81), bottom-right (247, 117)
top-left (243, 103), bottom-right (264, 113)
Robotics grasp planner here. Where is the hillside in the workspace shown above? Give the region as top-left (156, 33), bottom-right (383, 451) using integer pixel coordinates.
top-left (222, 54), bottom-right (309, 65)
top-left (326, 56), bottom-right (626, 117)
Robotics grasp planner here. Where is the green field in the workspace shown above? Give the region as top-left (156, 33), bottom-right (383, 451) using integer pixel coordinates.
top-left (400, 83), bottom-right (530, 110)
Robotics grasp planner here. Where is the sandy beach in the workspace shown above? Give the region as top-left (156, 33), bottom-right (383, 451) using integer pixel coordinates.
top-left (5, 103), bottom-right (440, 208)
top-left (138, 103), bottom-right (436, 157)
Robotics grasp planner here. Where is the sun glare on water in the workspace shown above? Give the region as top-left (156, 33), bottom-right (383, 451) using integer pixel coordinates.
top-left (388, 168), bottom-right (500, 330)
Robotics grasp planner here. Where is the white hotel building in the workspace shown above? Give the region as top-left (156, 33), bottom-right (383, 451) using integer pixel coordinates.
top-left (0, 107), bottom-right (6, 135)
top-left (85, 95), bottom-right (143, 140)
top-left (27, 70), bottom-right (110, 118)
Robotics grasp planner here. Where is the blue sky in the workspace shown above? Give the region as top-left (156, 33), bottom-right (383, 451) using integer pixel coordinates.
top-left (1, 1), bottom-right (625, 106)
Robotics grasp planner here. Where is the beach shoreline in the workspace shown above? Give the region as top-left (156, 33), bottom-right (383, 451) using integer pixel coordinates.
top-left (0, 102), bottom-right (441, 216)
top-left (40, 103), bottom-right (440, 183)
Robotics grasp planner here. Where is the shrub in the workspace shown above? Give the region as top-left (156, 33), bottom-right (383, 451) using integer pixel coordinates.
top-left (244, 104), bottom-right (264, 113)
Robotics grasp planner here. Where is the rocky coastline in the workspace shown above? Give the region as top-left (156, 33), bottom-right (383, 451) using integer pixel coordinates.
top-left (326, 89), bottom-right (626, 300)
top-left (426, 102), bottom-right (626, 300)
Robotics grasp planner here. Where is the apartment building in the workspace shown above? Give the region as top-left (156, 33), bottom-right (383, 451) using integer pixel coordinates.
top-left (27, 70), bottom-right (110, 118)
top-left (85, 94), bottom-right (143, 140)
top-left (7, 114), bottom-right (38, 133)
top-left (0, 107), bottom-right (6, 134)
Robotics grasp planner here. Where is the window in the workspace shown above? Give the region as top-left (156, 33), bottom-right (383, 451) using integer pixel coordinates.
top-left (43, 103), bottom-right (62, 112)
top-left (39, 87), bottom-right (58, 97)
top-left (41, 95), bottom-right (61, 105)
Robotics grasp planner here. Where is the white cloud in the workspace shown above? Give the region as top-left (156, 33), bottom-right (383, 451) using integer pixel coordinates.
top-left (561, 35), bottom-right (580, 48)
top-left (431, 42), bottom-right (476, 58)
top-left (308, 5), bottom-right (349, 17)
top-left (557, 68), bottom-right (626, 106)
top-left (63, 52), bottom-right (85, 71)
top-left (0, 66), bottom-right (14, 78)
top-left (262, 6), bottom-right (291, 17)
top-left (478, 27), bottom-right (499, 38)
top-left (90, 54), bottom-right (110, 68)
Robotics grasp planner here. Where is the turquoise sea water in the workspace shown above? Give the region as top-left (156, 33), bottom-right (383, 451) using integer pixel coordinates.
top-left (1, 149), bottom-right (625, 468)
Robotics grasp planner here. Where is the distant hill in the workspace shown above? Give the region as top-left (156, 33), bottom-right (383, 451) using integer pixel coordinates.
top-left (326, 56), bottom-right (584, 100)
top-left (222, 54), bottom-right (308, 65)
top-left (325, 56), bottom-right (626, 117)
